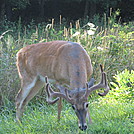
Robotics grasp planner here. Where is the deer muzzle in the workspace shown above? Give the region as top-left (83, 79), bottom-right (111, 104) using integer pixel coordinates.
top-left (79, 123), bottom-right (87, 131)
top-left (77, 110), bottom-right (87, 131)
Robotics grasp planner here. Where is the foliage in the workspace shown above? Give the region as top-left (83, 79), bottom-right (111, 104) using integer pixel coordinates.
top-left (0, 14), bottom-right (134, 106)
top-left (109, 69), bottom-right (134, 101)
top-left (0, 14), bottom-right (134, 133)
top-left (0, 0), bottom-right (134, 22)
top-left (0, 99), bottom-right (134, 134)
top-left (7, 0), bottom-right (29, 9)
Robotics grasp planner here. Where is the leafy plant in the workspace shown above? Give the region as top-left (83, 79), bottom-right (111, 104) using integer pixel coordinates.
top-left (0, 14), bottom-right (134, 106)
top-left (109, 69), bottom-right (134, 101)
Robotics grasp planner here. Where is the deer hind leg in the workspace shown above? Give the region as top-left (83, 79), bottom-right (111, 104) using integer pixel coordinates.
top-left (16, 77), bottom-right (37, 121)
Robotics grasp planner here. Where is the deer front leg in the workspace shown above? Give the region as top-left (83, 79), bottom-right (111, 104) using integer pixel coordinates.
top-left (87, 110), bottom-right (92, 124)
top-left (58, 97), bottom-right (62, 120)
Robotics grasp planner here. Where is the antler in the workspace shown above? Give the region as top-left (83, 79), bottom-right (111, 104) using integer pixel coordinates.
top-left (45, 76), bottom-right (73, 104)
top-left (83, 64), bottom-right (110, 99)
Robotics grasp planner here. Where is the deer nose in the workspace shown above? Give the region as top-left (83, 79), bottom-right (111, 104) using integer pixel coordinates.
top-left (79, 124), bottom-right (87, 131)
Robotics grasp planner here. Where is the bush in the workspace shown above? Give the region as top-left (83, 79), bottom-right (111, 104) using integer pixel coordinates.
top-left (108, 69), bottom-right (134, 101)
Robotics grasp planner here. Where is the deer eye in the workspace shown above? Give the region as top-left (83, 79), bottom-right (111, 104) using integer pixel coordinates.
top-left (84, 103), bottom-right (89, 109)
top-left (72, 105), bottom-right (76, 110)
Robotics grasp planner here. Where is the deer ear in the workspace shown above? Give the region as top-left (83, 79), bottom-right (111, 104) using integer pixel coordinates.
top-left (88, 78), bottom-right (95, 88)
top-left (65, 88), bottom-right (71, 98)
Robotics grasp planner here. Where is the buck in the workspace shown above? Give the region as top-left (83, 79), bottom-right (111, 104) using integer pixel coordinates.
top-left (16, 40), bottom-right (110, 130)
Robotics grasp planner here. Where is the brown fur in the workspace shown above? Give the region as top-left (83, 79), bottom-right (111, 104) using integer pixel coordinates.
top-left (15, 41), bottom-right (94, 130)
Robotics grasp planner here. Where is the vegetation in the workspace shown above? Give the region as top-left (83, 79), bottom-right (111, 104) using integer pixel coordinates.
top-left (0, 14), bottom-right (134, 133)
top-left (0, 98), bottom-right (133, 134)
top-left (0, 0), bottom-right (133, 22)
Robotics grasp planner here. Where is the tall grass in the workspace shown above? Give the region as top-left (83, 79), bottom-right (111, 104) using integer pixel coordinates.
top-left (0, 16), bottom-right (133, 105)
top-left (0, 15), bottom-right (134, 133)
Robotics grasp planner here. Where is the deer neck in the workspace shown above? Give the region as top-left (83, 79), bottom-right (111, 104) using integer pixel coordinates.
top-left (69, 65), bottom-right (87, 90)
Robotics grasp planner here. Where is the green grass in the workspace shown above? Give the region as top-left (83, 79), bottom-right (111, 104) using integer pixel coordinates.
top-left (0, 19), bottom-right (133, 105)
top-left (0, 15), bottom-right (134, 133)
top-left (0, 98), bottom-right (133, 134)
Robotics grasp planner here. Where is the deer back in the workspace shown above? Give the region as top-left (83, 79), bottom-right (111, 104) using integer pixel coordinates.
top-left (16, 41), bottom-right (93, 89)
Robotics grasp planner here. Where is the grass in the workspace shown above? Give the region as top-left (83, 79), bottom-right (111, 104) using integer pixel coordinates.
top-left (0, 14), bottom-right (134, 133)
top-left (0, 18), bottom-right (133, 105)
top-left (0, 98), bottom-right (133, 134)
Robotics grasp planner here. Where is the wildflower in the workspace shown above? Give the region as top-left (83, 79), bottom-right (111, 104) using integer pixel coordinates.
top-left (72, 31), bottom-right (80, 37)
top-left (87, 30), bottom-right (95, 35)
top-left (87, 23), bottom-right (95, 28)
top-left (97, 46), bottom-right (104, 50)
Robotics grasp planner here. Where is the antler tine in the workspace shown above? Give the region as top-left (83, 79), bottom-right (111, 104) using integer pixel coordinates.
top-left (46, 83), bottom-right (60, 104)
top-left (100, 64), bottom-right (104, 84)
top-left (45, 76), bottom-right (73, 104)
top-left (80, 82), bottom-right (89, 100)
top-left (46, 83), bottom-right (50, 97)
top-left (84, 65), bottom-right (110, 98)
top-left (100, 64), bottom-right (104, 72)
top-left (45, 76), bottom-right (48, 83)
top-left (98, 72), bottom-right (110, 96)
top-left (64, 88), bottom-right (73, 102)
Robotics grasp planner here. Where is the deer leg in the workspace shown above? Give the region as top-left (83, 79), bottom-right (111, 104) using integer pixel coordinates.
top-left (22, 80), bottom-right (45, 112)
top-left (16, 77), bottom-right (37, 121)
top-left (87, 110), bottom-right (92, 124)
top-left (58, 97), bottom-right (62, 120)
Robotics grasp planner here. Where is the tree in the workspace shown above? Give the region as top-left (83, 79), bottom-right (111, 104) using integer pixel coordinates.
top-left (0, 0), bottom-right (29, 21)
top-left (38, 0), bottom-right (46, 18)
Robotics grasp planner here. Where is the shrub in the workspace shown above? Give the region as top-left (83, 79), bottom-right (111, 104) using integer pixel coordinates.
top-left (108, 69), bottom-right (134, 101)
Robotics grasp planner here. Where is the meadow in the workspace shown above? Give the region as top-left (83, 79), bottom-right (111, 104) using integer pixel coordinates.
top-left (0, 14), bottom-right (134, 133)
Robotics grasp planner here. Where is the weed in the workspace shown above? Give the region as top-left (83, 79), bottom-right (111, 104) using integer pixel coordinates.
top-left (0, 14), bottom-right (134, 133)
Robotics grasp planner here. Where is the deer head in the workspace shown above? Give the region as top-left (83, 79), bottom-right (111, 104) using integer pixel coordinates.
top-left (45, 64), bottom-right (110, 130)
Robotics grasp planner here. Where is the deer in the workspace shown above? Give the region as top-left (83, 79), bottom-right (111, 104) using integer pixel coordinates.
top-left (15, 40), bottom-right (110, 131)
